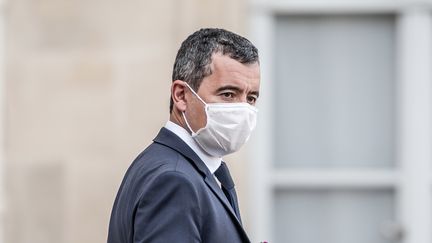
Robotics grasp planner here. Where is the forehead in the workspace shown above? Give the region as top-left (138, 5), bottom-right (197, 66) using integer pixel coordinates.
top-left (202, 53), bottom-right (260, 90)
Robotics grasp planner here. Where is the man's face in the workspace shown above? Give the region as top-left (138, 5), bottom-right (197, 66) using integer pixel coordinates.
top-left (184, 53), bottom-right (261, 132)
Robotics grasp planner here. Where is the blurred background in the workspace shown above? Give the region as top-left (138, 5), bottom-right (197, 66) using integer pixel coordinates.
top-left (2, 0), bottom-right (432, 243)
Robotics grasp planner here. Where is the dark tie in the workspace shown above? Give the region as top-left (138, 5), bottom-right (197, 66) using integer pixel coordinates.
top-left (214, 162), bottom-right (242, 222)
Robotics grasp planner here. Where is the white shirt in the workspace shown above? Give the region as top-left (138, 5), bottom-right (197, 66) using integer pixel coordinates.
top-left (164, 121), bottom-right (222, 176)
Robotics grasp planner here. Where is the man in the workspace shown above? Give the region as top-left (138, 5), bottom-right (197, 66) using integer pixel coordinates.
top-left (108, 28), bottom-right (260, 243)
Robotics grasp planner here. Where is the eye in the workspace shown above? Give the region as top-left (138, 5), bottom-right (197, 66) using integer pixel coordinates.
top-left (247, 95), bottom-right (257, 104)
top-left (220, 92), bottom-right (235, 99)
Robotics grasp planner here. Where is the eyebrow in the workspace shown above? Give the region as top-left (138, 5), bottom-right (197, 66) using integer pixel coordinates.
top-left (250, 90), bottom-right (260, 98)
top-left (215, 85), bottom-right (260, 97)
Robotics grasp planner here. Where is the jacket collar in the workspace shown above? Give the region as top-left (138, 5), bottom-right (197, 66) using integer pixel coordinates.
top-left (164, 121), bottom-right (221, 174)
top-left (153, 127), bottom-right (212, 178)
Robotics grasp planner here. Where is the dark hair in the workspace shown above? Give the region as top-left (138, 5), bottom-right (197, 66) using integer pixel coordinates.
top-left (170, 28), bottom-right (259, 112)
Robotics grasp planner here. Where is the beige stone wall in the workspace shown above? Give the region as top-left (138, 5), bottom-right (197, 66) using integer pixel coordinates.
top-left (4, 0), bottom-right (251, 242)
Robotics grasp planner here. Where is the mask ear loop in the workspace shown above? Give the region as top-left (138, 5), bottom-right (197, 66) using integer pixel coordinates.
top-left (183, 82), bottom-right (207, 106)
top-left (182, 82), bottom-right (208, 136)
top-left (182, 112), bottom-right (196, 136)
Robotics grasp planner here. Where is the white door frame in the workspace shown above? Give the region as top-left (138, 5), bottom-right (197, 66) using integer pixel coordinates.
top-left (247, 1), bottom-right (432, 243)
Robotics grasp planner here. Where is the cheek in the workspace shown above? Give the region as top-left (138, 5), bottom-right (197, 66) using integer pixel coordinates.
top-left (187, 102), bottom-right (207, 129)
top-left (196, 110), bottom-right (207, 128)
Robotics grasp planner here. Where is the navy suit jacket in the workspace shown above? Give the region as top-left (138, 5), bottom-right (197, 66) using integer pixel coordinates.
top-left (107, 127), bottom-right (250, 243)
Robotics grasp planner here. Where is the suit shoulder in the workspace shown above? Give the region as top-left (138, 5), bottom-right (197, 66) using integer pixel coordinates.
top-left (124, 142), bottom-right (201, 186)
top-left (147, 170), bottom-right (197, 191)
top-left (139, 142), bottom-right (200, 171)
top-left (131, 142), bottom-right (182, 171)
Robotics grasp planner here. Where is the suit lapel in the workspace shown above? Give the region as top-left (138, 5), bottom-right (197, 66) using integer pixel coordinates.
top-left (153, 128), bottom-right (250, 240)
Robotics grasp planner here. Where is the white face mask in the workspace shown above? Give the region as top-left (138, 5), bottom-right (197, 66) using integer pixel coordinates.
top-left (182, 83), bottom-right (258, 157)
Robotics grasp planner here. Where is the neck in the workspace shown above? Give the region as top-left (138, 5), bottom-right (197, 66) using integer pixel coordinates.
top-left (170, 110), bottom-right (190, 134)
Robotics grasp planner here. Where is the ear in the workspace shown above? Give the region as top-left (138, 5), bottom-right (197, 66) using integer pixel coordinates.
top-left (171, 80), bottom-right (187, 112)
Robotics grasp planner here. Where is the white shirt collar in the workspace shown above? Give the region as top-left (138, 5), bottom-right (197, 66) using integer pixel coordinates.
top-left (164, 121), bottom-right (222, 174)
